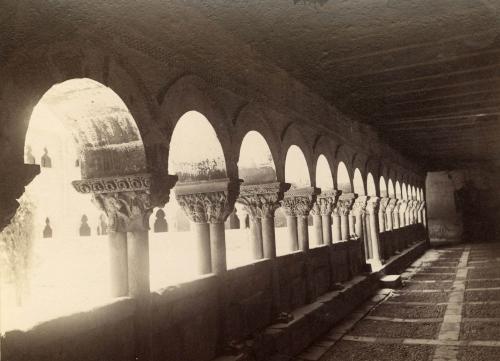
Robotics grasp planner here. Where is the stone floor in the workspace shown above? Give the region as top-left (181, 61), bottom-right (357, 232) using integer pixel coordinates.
top-left (297, 243), bottom-right (500, 361)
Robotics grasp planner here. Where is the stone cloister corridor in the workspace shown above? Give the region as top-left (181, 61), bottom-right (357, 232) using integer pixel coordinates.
top-left (1, 1), bottom-right (500, 361)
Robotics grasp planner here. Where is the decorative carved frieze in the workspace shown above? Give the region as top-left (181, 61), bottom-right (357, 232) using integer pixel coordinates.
top-left (311, 189), bottom-right (341, 216)
top-left (336, 193), bottom-right (357, 216)
top-left (280, 186), bottom-right (320, 217)
top-left (174, 178), bottom-right (241, 224)
top-left (72, 172), bottom-right (178, 232)
top-left (237, 182), bottom-right (290, 219)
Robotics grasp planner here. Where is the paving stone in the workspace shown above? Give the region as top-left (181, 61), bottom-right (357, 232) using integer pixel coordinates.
top-left (465, 290), bottom-right (500, 302)
top-left (403, 281), bottom-right (453, 291)
top-left (458, 346), bottom-right (500, 361)
top-left (370, 304), bottom-right (447, 319)
top-left (390, 292), bottom-right (450, 303)
top-left (463, 303), bottom-right (500, 318)
top-left (460, 321), bottom-right (500, 341)
top-left (319, 340), bottom-right (435, 361)
top-left (350, 319), bottom-right (441, 339)
top-left (412, 274), bottom-right (456, 281)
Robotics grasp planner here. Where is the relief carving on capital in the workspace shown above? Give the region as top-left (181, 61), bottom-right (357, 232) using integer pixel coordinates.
top-left (352, 196), bottom-right (368, 216)
top-left (237, 182), bottom-right (290, 219)
top-left (311, 189), bottom-right (341, 217)
top-left (174, 178), bottom-right (241, 224)
top-left (280, 187), bottom-right (320, 217)
top-left (366, 197), bottom-right (380, 215)
top-left (336, 199), bottom-right (355, 216)
top-left (72, 173), bottom-right (177, 232)
top-left (379, 197), bottom-right (390, 214)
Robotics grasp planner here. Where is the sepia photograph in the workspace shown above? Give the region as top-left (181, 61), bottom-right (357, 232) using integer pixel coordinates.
top-left (1, 1), bottom-right (500, 360)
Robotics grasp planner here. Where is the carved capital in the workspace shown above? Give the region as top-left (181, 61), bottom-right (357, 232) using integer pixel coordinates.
top-left (336, 193), bottom-right (357, 216)
top-left (418, 200), bottom-right (426, 212)
top-left (281, 187), bottom-right (320, 217)
top-left (366, 196), bottom-right (380, 215)
top-left (311, 189), bottom-right (341, 216)
top-left (398, 199), bottom-right (408, 214)
top-left (72, 173), bottom-right (177, 232)
top-left (352, 195), bottom-right (369, 216)
top-left (174, 178), bottom-right (241, 224)
top-left (379, 197), bottom-right (390, 213)
top-left (237, 182), bottom-right (290, 219)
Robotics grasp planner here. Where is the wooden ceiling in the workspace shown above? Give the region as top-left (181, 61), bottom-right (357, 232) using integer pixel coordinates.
top-left (198, 0), bottom-right (500, 170)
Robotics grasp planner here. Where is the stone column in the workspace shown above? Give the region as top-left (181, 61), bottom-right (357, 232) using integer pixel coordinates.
top-left (399, 199), bottom-right (408, 228)
top-left (366, 197), bottom-right (382, 265)
top-left (352, 196), bottom-right (369, 256)
top-left (73, 172), bottom-right (177, 361)
top-left (281, 187), bottom-right (320, 252)
top-left (417, 201), bottom-right (426, 224)
top-left (310, 190), bottom-right (341, 246)
top-left (337, 193), bottom-right (356, 240)
top-left (385, 198), bottom-right (396, 232)
top-left (332, 206), bottom-right (342, 243)
top-left (237, 182), bottom-right (290, 259)
top-left (378, 197), bottom-right (390, 233)
top-left (235, 203), bottom-right (248, 229)
top-left (393, 200), bottom-right (401, 229)
top-left (175, 178), bottom-right (241, 275)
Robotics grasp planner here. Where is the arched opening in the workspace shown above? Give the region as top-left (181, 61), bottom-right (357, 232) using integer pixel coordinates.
top-left (367, 173), bottom-right (376, 196)
top-left (402, 183), bottom-right (408, 200)
top-left (316, 155), bottom-right (334, 190)
top-left (336, 162), bottom-right (351, 192)
top-left (150, 111), bottom-right (227, 287)
top-left (395, 181), bottom-right (402, 199)
top-left (417, 188), bottom-right (421, 201)
top-left (1, 78), bottom-right (146, 330)
top-left (388, 179), bottom-right (395, 198)
top-left (353, 168), bottom-right (365, 195)
top-left (412, 186), bottom-right (417, 200)
top-left (379, 177), bottom-right (387, 198)
top-left (285, 145), bottom-right (311, 188)
top-left (233, 131), bottom-right (277, 267)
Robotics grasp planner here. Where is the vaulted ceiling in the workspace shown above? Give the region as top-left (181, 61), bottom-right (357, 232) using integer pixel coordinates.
top-left (198, 0), bottom-right (500, 170)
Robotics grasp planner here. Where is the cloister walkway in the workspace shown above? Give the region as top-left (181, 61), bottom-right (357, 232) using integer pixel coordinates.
top-left (296, 243), bottom-right (500, 361)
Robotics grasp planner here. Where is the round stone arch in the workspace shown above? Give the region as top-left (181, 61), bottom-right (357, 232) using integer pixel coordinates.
top-left (232, 103), bottom-right (282, 181)
top-left (333, 144), bottom-right (355, 191)
top-left (0, 40), bottom-right (163, 229)
top-left (366, 157), bottom-right (382, 196)
top-left (352, 153), bottom-right (368, 195)
top-left (279, 122), bottom-right (315, 187)
top-left (158, 74), bottom-right (236, 178)
top-left (312, 135), bottom-right (338, 189)
top-left (1, 39), bottom-right (160, 172)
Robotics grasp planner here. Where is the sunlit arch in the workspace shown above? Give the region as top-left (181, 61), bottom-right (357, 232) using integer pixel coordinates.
top-left (315, 154), bottom-right (334, 190)
top-left (336, 161), bottom-right (351, 192)
top-left (412, 186), bottom-right (417, 200)
top-left (353, 168), bottom-right (365, 195)
top-left (388, 179), bottom-right (395, 198)
top-left (168, 111), bottom-right (227, 182)
top-left (402, 183), bottom-right (408, 200)
top-left (285, 145), bottom-right (310, 188)
top-left (379, 177), bottom-right (387, 197)
top-left (367, 173), bottom-right (376, 196)
top-left (395, 181), bottom-right (402, 198)
top-left (238, 130), bottom-right (276, 184)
